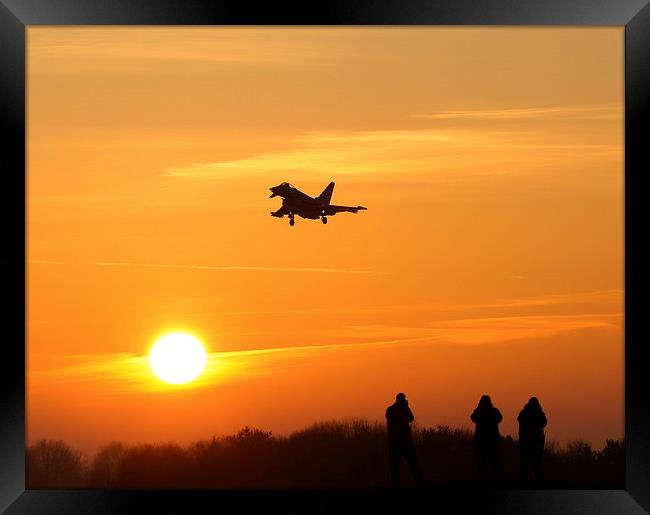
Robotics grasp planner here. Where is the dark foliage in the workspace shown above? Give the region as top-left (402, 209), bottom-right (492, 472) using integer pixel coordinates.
top-left (26, 439), bottom-right (86, 488)
top-left (26, 421), bottom-right (625, 489)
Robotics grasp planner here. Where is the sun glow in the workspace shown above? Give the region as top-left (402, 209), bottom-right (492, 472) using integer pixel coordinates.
top-left (149, 333), bottom-right (208, 384)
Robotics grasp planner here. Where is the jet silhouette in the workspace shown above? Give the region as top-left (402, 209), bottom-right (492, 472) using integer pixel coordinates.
top-left (269, 182), bottom-right (367, 226)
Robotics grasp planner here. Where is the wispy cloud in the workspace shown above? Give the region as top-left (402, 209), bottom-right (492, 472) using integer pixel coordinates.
top-left (412, 104), bottom-right (621, 121)
top-left (29, 28), bottom-right (321, 69)
top-left (27, 259), bottom-right (378, 275)
top-left (466, 289), bottom-right (622, 310)
top-left (28, 335), bottom-right (438, 393)
top-left (142, 289), bottom-right (622, 319)
top-left (163, 130), bottom-right (462, 179)
top-left (164, 127), bottom-right (621, 181)
top-left (334, 313), bottom-right (621, 345)
top-left (29, 312), bottom-right (621, 393)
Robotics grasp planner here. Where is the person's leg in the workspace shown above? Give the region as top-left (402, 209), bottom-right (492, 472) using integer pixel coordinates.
top-left (490, 445), bottom-right (500, 481)
top-left (476, 445), bottom-right (486, 481)
top-left (532, 446), bottom-right (543, 480)
top-left (520, 445), bottom-right (530, 480)
top-left (389, 446), bottom-right (400, 487)
top-left (404, 444), bottom-right (424, 483)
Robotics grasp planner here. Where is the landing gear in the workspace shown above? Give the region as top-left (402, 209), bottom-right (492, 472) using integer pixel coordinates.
top-left (321, 216), bottom-right (328, 224)
top-left (289, 214), bottom-right (295, 227)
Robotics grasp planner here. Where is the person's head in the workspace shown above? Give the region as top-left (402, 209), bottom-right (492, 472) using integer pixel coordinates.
top-left (527, 396), bottom-right (541, 408)
top-left (396, 392), bottom-right (407, 403)
top-left (478, 395), bottom-right (492, 408)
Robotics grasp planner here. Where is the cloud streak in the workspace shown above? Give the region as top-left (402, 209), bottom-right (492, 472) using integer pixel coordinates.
top-left (412, 104), bottom-right (621, 121)
top-left (147, 289), bottom-right (622, 319)
top-left (165, 127), bottom-right (621, 181)
top-left (462, 289), bottom-right (622, 310)
top-left (27, 259), bottom-right (378, 275)
top-left (334, 313), bottom-right (621, 345)
top-left (29, 312), bottom-right (620, 393)
top-left (29, 28), bottom-right (323, 70)
top-left (28, 335), bottom-right (439, 393)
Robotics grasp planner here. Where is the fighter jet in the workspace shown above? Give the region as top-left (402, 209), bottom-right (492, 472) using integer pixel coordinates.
top-left (269, 182), bottom-right (367, 226)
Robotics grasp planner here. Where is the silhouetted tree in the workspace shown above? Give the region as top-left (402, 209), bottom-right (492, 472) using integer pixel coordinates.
top-left (26, 439), bottom-right (85, 488)
top-left (594, 439), bottom-right (625, 481)
top-left (113, 443), bottom-right (190, 489)
top-left (26, 422), bottom-right (625, 489)
top-left (89, 442), bottom-right (124, 488)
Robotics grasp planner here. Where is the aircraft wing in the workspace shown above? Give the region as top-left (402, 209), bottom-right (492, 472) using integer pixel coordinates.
top-left (271, 205), bottom-right (290, 218)
top-left (328, 205), bottom-right (367, 214)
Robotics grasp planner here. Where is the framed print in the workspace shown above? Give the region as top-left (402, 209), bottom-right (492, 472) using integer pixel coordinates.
top-left (1, 1), bottom-right (649, 513)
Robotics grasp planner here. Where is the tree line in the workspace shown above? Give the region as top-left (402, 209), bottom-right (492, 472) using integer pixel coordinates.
top-left (26, 419), bottom-right (624, 489)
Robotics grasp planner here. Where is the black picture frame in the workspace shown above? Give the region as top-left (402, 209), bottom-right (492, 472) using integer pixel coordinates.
top-left (1, 1), bottom-right (648, 513)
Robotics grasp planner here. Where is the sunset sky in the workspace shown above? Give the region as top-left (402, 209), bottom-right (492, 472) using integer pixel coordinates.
top-left (27, 27), bottom-right (623, 457)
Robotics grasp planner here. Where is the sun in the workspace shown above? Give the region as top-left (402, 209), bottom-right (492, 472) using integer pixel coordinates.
top-left (149, 332), bottom-right (207, 384)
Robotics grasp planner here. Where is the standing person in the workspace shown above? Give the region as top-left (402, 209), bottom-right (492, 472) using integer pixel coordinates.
top-left (518, 396), bottom-right (548, 480)
top-left (470, 395), bottom-right (503, 481)
top-left (385, 392), bottom-right (425, 487)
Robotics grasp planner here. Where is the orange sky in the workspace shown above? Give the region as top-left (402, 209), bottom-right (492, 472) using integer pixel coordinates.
top-left (27, 27), bottom-right (623, 457)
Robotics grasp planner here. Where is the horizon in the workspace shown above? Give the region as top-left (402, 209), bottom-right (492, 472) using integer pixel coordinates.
top-left (29, 416), bottom-right (623, 462)
top-left (27, 27), bottom-right (623, 458)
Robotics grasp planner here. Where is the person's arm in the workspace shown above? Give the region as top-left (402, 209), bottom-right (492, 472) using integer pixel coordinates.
top-left (406, 406), bottom-right (415, 423)
top-left (470, 409), bottom-right (478, 423)
top-left (541, 412), bottom-right (547, 428)
top-left (495, 409), bottom-right (503, 423)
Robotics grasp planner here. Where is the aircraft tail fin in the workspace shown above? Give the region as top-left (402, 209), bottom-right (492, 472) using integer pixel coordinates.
top-left (316, 182), bottom-right (335, 205)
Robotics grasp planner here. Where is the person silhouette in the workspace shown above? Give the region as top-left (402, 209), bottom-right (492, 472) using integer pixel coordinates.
top-left (385, 392), bottom-right (425, 487)
top-left (517, 396), bottom-right (547, 480)
top-left (470, 395), bottom-right (503, 481)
